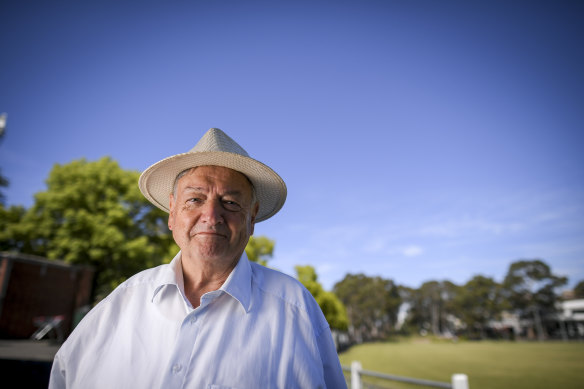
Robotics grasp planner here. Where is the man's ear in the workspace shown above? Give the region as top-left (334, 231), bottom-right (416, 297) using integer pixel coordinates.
top-left (168, 194), bottom-right (175, 230)
top-left (249, 202), bottom-right (259, 235)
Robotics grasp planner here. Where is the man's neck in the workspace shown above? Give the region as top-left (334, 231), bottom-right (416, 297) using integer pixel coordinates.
top-left (180, 254), bottom-right (240, 308)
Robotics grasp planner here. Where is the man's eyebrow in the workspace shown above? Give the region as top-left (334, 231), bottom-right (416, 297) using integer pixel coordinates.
top-left (222, 190), bottom-right (244, 197)
top-left (182, 187), bottom-right (244, 197)
top-left (183, 186), bottom-right (206, 192)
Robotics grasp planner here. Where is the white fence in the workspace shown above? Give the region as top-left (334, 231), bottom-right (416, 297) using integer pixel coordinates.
top-left (343, 361), bottom-right (469, 389)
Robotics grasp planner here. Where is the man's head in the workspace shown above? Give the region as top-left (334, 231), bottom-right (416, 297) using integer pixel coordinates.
top-left (169, 165), bottom-right (259, 264)
top-left (139, 128), bottom-right (286, 263)
top-left (139, 128), bottom-right (286, 223)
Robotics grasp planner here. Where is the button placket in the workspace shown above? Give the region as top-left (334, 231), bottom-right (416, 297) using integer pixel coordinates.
top-left (160, 311), bottom-right (202, 387)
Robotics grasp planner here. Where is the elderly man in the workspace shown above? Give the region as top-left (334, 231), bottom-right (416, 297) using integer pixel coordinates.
top-left (49, 128), bottom-right (347, 389)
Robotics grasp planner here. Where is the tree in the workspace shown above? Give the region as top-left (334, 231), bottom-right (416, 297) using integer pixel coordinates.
top-left (0, 204), bottom-right (29, 251)
top-left (574, 280), bottom-right (584, 299)
top-left (405, 281), bottom-right (440, 335)
top-left (403, 280), bottom-right (461, 337)
top-left (455, 275), bottom-right (505, 339)
top-left (502, 259), bottom-right (567, 340)
top-left (295, 265), bottom-right (348, 331)
top-left (1, 157), bottom-right (177, 299)
top-left (245, 236), bottom-right (274, 266)
top-left (333, 273), bottom-right (401, 342)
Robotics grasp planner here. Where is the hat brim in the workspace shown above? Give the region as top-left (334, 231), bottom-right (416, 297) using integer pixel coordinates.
top-left (138, 151), bottom-right (287, 222)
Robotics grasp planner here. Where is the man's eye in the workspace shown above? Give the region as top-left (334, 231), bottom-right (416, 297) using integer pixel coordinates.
top-left (187, 198), bottom-right (201, 203)
top-left (223, 200), bottom-right (242, 211)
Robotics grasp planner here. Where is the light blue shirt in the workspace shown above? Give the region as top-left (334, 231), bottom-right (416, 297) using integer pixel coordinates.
top-left (49, 252), bottom-right (347, 389)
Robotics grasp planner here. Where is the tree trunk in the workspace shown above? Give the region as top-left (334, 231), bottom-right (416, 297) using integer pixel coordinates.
top-left (533, 307), bottom-right (546, 341)
top-left (431, 303), bottom-right (440, 335)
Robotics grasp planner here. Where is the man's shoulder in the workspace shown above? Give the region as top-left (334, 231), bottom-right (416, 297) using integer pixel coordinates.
top-left (57, 264), bottom-right (172, 352)
top-left (249, 262), bottom-right (317, 311)
top-left (249, 262), bottom-right (330, 334)
top-left (116, 262), bottom-right (170, 290)
top-left (73, 264), bottom-right (170, 327)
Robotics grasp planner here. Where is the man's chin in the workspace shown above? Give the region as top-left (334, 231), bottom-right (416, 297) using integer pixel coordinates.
top-left (189, 247), bottom-right (232, 263)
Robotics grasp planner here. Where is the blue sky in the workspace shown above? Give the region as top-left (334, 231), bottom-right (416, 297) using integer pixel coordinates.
top-left (1, 0), bottom-right (583, 291)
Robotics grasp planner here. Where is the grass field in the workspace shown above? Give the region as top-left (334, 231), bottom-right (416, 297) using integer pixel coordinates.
top-left (338, 339), bottom-right (584, 389)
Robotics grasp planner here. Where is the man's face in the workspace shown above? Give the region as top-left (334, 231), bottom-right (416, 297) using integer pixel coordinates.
top-left (168, 166), bottom-right (258, 265)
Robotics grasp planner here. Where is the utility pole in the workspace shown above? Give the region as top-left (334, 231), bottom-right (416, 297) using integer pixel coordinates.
top-left (0, 113), bottom-right (6, 137)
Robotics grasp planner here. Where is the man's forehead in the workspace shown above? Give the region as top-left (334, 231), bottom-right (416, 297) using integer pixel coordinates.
top-left (177, 166), bottom-right (253, 191)
top-left (181, 165), bottom-right (248, 180)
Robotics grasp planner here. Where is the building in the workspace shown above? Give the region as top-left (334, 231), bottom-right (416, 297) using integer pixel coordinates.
top-left (557, 298), bottom-right (584, 339)
top-left (0, 252), bottom-right (94, 340)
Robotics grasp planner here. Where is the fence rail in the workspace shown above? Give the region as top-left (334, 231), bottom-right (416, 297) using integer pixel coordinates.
top-left (342, 361), bottom-right (469, 389)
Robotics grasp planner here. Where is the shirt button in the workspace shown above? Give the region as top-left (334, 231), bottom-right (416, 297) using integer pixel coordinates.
top-left (172, 364), bottom-right (182, 374)
top-left (190, 316), bottom-right (197, 324)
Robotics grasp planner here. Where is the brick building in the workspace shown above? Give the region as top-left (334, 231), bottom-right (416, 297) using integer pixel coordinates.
top-left (0, 252), bottom-right (94, 339)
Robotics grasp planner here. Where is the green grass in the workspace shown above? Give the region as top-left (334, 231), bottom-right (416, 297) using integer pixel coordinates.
top-left (338, 339), bottom-right (584, 389)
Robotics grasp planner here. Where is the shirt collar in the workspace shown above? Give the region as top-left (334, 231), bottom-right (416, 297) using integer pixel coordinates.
top-left (151, 251), bottom-right (185, 303)
top-left (219, 251), bottom-right (252, 313)
top-left (151, 251), bottom-right (253, 313)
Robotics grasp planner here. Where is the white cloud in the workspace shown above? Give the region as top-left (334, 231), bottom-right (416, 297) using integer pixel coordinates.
top-left (402, 245), bottom-right (423, 257)
top-left (363, 237), bottom-right (389, 254)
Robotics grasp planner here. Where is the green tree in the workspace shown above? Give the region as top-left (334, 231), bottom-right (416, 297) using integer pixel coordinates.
top-left (334, 273), bottom-right (401, 342)
top-left (295, 265), bottom-right (348, 330)
top-left (245, 235), bottom-right (274, 266)
top-left (503, 259), bottom-right (567, 340)
top-left (0, 204), bottom-right (29, 251)
top-left (574, 280), bottom-right (584, 299)
top-left (455, 275), bottom-right (505, 339)
top-left (1, 157), bottom-right (177, 299)
top-left (404, 280), bottom-right (461, 337)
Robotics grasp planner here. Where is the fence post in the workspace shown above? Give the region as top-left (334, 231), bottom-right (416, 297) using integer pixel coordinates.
top-left (451, 374), bottom-right (469, 389)
top-left (351, 361), bottom-right (362, 389)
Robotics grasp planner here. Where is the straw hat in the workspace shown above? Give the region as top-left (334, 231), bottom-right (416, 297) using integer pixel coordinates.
top-left (138, 128), bottom-right (287, 222)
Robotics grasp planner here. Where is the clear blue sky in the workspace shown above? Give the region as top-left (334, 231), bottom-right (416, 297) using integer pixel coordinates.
top-left (1, 0), bottom-right (583, 291)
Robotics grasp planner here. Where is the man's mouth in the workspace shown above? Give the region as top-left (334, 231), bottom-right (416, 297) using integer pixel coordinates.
top-left (194, 231), bottom-right (227, 238)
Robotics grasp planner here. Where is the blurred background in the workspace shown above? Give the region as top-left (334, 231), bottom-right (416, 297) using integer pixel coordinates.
top-left (1, 0), bottom-right (583, 388)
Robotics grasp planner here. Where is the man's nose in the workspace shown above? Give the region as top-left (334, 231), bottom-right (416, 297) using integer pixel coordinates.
top-left (200, 199), bottom-right (224, 225)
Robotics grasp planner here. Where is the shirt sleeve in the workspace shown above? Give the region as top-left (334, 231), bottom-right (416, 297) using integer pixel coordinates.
top-left (316, 327), bottom-right (348, 389)
top-left (48, 352), bottom-right (66, 389)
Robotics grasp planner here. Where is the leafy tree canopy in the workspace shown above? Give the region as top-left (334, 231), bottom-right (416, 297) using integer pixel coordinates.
top-left (403, 280), bottom-right (461, 336)
top-left (334, 273), bottom-right (401, 341)
top-left (503, 259), bottom-right (567, 312)
top-left (503, 259), bottom-right (567, 340)
top-left (574, 280), bottom-right (584, 299)
top-left (455, 275), bottom-right (505, 338)
top-left (0, 204), bottom-right (27, 250)
top-left (245, 235), bottom-right (274, 266)
top-left (295, 265), bottom-right (348, 330)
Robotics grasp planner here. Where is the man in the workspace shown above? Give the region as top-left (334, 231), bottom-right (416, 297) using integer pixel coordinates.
top-left (49, 128), bottom-right (347, 388)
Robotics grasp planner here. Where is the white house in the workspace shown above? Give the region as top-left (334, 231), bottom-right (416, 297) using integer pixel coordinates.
top-left (557, 298), bottom-right (584, 338)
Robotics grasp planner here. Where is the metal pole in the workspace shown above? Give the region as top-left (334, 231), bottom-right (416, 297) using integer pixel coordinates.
top-left (351, 361), bottom-right (362, 389)
top-left (451, 374), bottom-right (469, 389)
